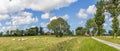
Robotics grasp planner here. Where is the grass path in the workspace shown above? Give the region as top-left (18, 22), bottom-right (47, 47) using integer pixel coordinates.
top-left (96, 36), bottom-right (120, 44)
top-left (56, 37), bottom-right (119, 51)
top-left (92, 37), bottom-right (120, 50)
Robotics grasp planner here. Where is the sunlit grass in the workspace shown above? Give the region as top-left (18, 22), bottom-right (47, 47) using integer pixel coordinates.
top-left (57, 37), bottom-right (119, 51)
top-left (0, 36), bottom-right (119, 51)
top-left (96, 36), bottom-right (120, 44)
top-left (0, 36), bottom-right (75, 51)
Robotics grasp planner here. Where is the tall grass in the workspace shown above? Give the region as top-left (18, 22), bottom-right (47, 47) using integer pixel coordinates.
top-left (0, 36), bottom-right (75, 51)
top-left (57, 37), bottom-right (119, 51)
top-left (96, 36), bottom-right (120, 44)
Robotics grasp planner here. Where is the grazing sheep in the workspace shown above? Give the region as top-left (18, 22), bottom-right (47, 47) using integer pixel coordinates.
top-left (21, 38), bottom-right (28, 41)
top-left (33, 38), bottom-right (39, 40)
top-left (12, 38), bottom-right (16, 41)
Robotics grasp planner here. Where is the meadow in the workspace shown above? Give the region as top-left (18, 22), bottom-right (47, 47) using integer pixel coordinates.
top-left (0, 36), bottom-right (119, 51)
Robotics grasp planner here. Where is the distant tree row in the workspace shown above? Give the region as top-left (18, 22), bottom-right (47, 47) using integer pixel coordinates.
top-left (0, 26), bottom-right (44, 36)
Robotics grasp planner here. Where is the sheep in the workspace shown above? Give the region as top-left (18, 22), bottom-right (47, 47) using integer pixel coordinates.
top-left (33, 38), bottom-right (39, 40)
top-left (21, 38), bottom-right (28, 41)
top-left (12, 38), bottom-right (16, 41)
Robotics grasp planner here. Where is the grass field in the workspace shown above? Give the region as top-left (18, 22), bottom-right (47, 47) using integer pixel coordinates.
top-left (0, 36), bottom-right (119, 51)
top-left (56, 37), bottom-right (118, 51)
top-left (96, 36), bottom-right (120, 44)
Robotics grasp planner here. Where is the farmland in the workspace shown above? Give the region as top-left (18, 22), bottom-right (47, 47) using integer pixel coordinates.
top-left (0, 36), bottom-right (119, 51)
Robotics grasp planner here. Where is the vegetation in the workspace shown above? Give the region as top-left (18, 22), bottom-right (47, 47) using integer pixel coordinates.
top-left (56, 37), bottom-right (118, 51)
top-left (105, 0), bottom-right (120, 38)
top-left (95, 0), bottom-right (105, 36)
top-left (75, 27), bottom-right (86, 36)
top-left (47, 18), bottom-right (70, 37)
top-left (97, 36), bottom-right (120, 44)
top-left (86, 18), bottom-right (97, 36)
top-left (0, 36), bottom-right (118, 51)
top-left (0, 36), bottom-right (75, 51)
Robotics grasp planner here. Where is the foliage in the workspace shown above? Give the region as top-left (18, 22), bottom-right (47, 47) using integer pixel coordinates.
top-left (48, 18), bottom-right (70, 37)
top-left (0, 32), bottom-right (3, 36)
top-left (95, 0), bottom-right (105, 36)
top-left (39, 27), bottom-right (44, 35)
top-left (86, 18), bottom-right (97, 36)
top-left (105, 0), bottom-right (120, 38)
top-left (75, 27), bottom-right (86, 35)
top-left (57, 37), bottom-right (118, 51)
top-left (26, 27), bottom-right (39, 36)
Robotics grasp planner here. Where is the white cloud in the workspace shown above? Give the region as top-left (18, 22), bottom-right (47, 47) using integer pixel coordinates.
top-left (28, 0), bottom-right (77, 12)
top-left (0, 0), bottom-right (28, 14)
top-left (0, 0), bottom-right (77, 32)
top-left (0, 0), bottom-right (77, 13)
top-left (0, 26), bottom-right (18, 32)
top-left (0, 14), bottom-right (9, 20)
top-left (50, 16), bottom-right (57, 21)
top-left (105, 15), bottom-right (109, 20)
top-left (40, 22), bottom-right (49, 28)
top-left (79, 21), bottom-right (84, 25)
top-left (41, 13), bottom-right (54, 19)
top-left (109, 18), bottom-right (113, 22)
top-left (77, 9), bottom-right (88, 18)
top-left (11, 12), bottom-right (38, 26)
top-left (87, 5), bottom-right (96, 14)
top-left (62, 14), bottom-right (69, 20)
top-left (5, 21), bottom-right (11, 25)
top-left (103, 23), bottom-right (107, 27)
top-left (0, 23), bottom-right (2, 26)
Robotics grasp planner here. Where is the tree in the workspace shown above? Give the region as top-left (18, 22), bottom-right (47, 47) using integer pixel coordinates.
top-left (75, 27), bottom-right (86, 36)
top-left (105, 0), bottom-right (120, 38)
top-left (47, 17), bottom-right (70, 37)
top-left (0, 32), bottom-right (3, 36)
top-left (108, 30), bottom-right (113, 36)
top-left (39, 27), bottom-right (44, 35)
top-left (86, 18), bottom-right (97, 36)
top-left (6, 30), bottom-right (10, 36)
top-left (95, 0), bottom-right (105, 36)
top-left (15, 29), bottom-right (23, 36)
top-left (26, 27), bottom-right (38, 36)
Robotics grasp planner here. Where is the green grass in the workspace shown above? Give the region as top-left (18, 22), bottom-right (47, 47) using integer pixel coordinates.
top-left (0, 36), bottom-right (119, 51)
top-left (0, 36), bottom-right (75, 51)
top-left (96, 36), bottom-right (120, 44)
top-left (56, 37), bottom-right (119, 51)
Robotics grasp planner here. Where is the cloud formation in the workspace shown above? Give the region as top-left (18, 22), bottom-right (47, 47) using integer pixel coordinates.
top-left (0, 0), bottom-right (77, 32)
top-left (77, 5), bottom-right (96, 19)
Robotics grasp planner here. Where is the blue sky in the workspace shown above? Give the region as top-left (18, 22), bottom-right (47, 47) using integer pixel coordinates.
top-left (0, 0), bottom-right (114, 33)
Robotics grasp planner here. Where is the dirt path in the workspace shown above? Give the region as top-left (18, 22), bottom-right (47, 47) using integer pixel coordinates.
top-left (92, 37), bottom-right (120, 50)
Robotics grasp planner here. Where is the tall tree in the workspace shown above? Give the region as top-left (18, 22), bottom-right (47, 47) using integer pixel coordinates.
top-left (75, 27), bottom-right (86, 36)
top-left (6, 30), bottom-right (10, 36)
top-left (95, 0), bottom-right (105, 36)
top-left (39, 27), bottom-right (44, 35)
top-left (47, 18), bottom-right (70, 37)
top-left (86, 18), bottom-right (97, 36)
top-left (105, 0), bottom-right (120, 38)
top-left (0, 32), bottom-right (3, 36)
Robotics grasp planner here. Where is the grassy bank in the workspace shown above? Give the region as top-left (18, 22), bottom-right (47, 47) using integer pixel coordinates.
top-left (96, 36), bottom-right (120, 44)
top-left (57, 37), bottom-right (119, 51)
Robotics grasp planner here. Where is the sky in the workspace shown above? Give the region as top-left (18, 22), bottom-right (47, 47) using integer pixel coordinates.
top-left (0, 0), bottom-right (119, 33)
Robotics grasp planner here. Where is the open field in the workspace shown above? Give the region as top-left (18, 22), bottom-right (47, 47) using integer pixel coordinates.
top-left (0, 36), bottom-right (119, 51)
